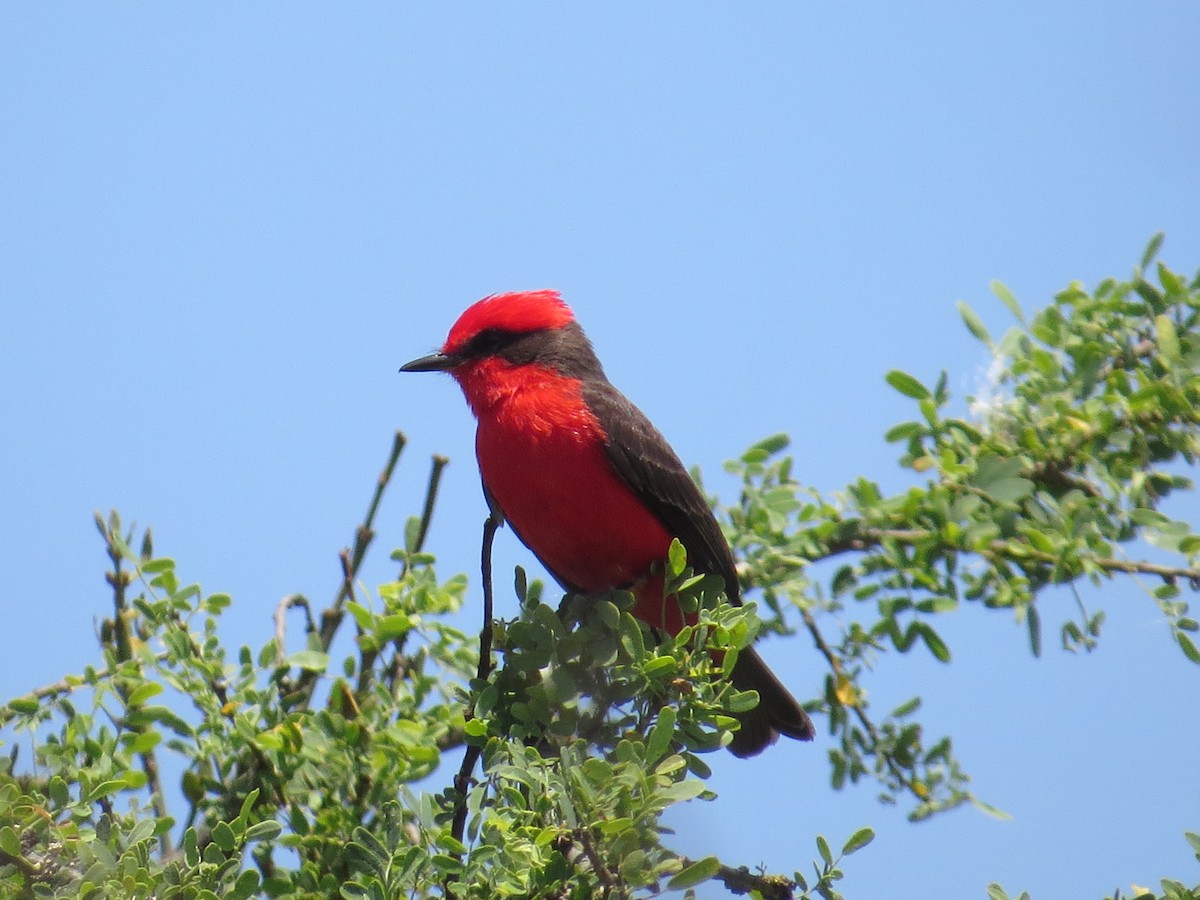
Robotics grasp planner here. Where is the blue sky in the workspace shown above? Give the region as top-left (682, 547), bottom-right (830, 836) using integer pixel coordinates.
top-left (3, 5), bottom-right (1199, 897)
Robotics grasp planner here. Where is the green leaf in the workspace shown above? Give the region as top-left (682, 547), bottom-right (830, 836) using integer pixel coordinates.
top-left (746, 433), bottom-right (790, 457)
top-left (816, 834), bottom-right (833, 867)
top-left (891, 696), bottom-right (921, 718)
top-left (1027, 603), bottom-right (1042, 658)
top-left (646, 706), bottom-right (677, 765)
top-left (842, 826), bottom-right (875, 855)
top-left (984, 478), bottom-right (1034, 504)
top-left (885, 370), bottom-right (930, 400)
top-left (404, 515), bottom-right (421, 553)
top-left (957, 300), bottom-right (992, 345)
top-left (345, 601), bottom-right (374, 631)
top-left (1176, 631), bottom-right (1200, 665)
top-left (726, 690), bottom-right (761, 713)
top-left (660, 779), bottom-right (706, 803)
top-left (86, 779), bottom-right (128, 802)
top-left (1157, 261), bottom-right (1185, 296)
top-left (619, 612), bottom-right (646, 661)
top-left (1155, 314), bottom-right (1181, 362)
top-left (211, 820), bottom-right (236, 852)
top-left (287, 650), bottom-right (330, 672)
top-left (48, 776), bottom-right (69, 807)
top-left (204, 592), bottom-right (232, 612)
top-left (972, 797), bottom-right (1014, 821)
top-left (182, 827), bottom-right (200, 867)
top-left (918, 625), bottom-right (951, 664)
top-left (126, 681), bottom-right (163, 707)
top-left (643, 656), bottom-right (677, 679)
top-left (182, 770), bottom-right (204, 803)
top-left (1140, 231), bottom-right (1165, 270)
top-left (667, 856), bottom-right (721, 890)
top-left (7, 696), bottom-right (39, 715)
top-left (239, 790), bottom-right (259, 823)
top-left (228, 870), bottom-right (261, 900)
top-left (990, 280), bottom-right (1025, 324)
top-left (884, 421), bottom-right (926, 443)
top-left (435, 832), bottom-right (468, 855)
top-left (667, 539), bottom-right (688, 579)
top-left (127, 817), bottom-right (158, 846)
top-left (376, 614), bottom-right (416, 641)
top-left (245, 820), bottom-right (283, 842)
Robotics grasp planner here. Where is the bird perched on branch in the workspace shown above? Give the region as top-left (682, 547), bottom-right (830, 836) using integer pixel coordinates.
top-left (401, 290), bottom-right (813, 756)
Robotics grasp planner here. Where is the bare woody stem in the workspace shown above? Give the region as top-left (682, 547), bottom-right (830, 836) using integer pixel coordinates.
top-left (288, 432), bottom-right (409, 711)
top-left (815, 526), bottom-right (1200, 584)
top-left (446, 513), bottom-right (501, 899)
top-left (400, 454), bottom-right (449, 579)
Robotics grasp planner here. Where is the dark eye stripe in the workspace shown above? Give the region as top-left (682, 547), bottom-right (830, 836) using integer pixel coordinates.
top-left (458, 322), bottom-right (605, 381)
top-left (463, 328), bottom-right (519, 357)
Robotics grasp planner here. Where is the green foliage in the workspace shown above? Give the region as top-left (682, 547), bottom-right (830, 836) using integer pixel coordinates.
top-left (2, 239), bottom-right (1198, 897)
top-left (723, 238), bottom-right (1200, 822)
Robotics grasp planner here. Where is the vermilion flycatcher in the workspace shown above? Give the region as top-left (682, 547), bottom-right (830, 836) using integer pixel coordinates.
top-left (401, 290), bottom-right (813, 756)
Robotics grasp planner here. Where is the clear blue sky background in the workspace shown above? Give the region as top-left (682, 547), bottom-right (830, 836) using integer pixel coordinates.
top-left (3, 5), bottom-right (1199, 898)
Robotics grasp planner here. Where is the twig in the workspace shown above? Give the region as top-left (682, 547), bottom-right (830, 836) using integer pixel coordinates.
top-left (320, 432), bottom-right (408, 651)
top-left (272, 594), bottom-right (314, 667)
top-left (475, 515), bottom-right (500, 679)
top-left (292, 433), bottom-right (408, 710)
top-left (445, 514), bottom-right (501, 899)
top-left (693, 858), bottom-right (796, 900)
top-left (0, 653), bottom-right (171, 726)
top-left (800, 607), bottom-right (928, 806)
top-left (366, 431), bottom-right (407, 529)
top-left (401, 454), bottom-right (449, 578)
top-left (573, 827), bottom-right (622, 896)
top-left (815, 526), bottom-right (1200, 584)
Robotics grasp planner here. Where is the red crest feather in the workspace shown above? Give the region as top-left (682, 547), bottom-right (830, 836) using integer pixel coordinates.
top-left (443, 290), bottom-right (575, 354)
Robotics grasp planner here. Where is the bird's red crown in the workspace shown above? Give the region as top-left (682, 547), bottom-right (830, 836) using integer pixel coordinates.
top-left (443, 290), bottom-right (575, 354)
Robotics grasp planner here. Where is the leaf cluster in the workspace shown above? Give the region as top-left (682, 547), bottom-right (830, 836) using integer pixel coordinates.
top-left (717, 238), bottom-right (1199, 824)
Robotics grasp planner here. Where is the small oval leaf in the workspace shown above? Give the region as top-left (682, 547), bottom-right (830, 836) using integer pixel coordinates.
top-left (885, 370), bottom-right (930, 400)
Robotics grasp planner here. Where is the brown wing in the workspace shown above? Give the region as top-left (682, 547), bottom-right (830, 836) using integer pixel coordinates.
top-left (582, 379), bottom-right (815, 753)
top-left (579, 379), bottom-right (742, 602)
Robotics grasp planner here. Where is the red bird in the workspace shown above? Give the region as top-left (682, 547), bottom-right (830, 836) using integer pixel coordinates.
top-left (401, 290), bottom-right (813, 756)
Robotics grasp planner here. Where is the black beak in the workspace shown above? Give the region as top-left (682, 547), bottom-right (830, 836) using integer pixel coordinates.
top-left (399, 352), bottom-right (458, 373)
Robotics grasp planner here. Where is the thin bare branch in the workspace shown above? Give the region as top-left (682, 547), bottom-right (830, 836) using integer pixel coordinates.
top-left (272, 594), bottom-right (314, 667)
top-left (446, 513), bottom-right (502, 900)
top-left (401, 454), bottom-right (450, 578)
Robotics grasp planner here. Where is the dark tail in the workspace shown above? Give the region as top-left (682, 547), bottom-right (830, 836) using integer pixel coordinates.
top-left (727, 646), bottom-right (815, 757)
